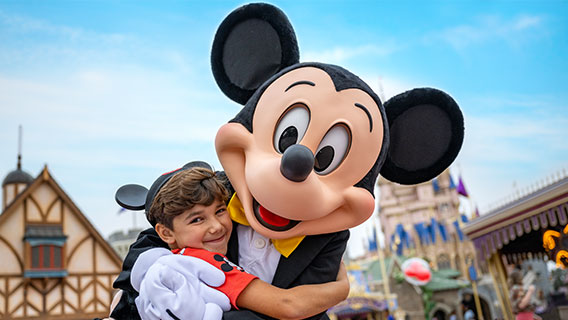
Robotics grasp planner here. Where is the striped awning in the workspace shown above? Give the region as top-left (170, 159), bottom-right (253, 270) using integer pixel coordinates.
top-left (463, 176), bottom-right (568, 264)
top-left (473, 203), bottom-right (567, 261)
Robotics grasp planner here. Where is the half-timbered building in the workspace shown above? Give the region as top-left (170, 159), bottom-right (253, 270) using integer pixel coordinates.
top-left (0, 159), bottom-right (121, 319)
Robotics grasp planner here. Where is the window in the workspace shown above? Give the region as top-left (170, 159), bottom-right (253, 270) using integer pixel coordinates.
top-left (23, 224), bottom-right (68, 278)
top-left (437, 254), bottom-right (451, 270)
top-left (31, 244), bottom-right (63, 269)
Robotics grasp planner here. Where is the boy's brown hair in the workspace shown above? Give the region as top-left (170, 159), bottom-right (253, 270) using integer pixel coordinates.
top-left (148, 167), bottom-right (229, 229)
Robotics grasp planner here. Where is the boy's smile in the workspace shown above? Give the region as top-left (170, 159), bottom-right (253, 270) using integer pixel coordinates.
top-left (169, 199), bottom-right (232, 254)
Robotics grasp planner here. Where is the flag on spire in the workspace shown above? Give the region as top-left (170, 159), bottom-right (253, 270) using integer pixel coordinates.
top-left (474, 206), bottom-right (480, 218)
top-left (457, 176), bottom-right (469, 197)
top-left (449, 174), bottom-right (456, 189)
top-left (432, 178), bottom-right (440, 193)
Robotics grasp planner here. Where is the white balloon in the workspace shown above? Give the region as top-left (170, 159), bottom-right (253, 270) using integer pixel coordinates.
top-left (401, 257), bottom-right (432, 286)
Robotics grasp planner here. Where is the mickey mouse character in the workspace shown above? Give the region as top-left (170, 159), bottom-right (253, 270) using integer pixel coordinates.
top-left (111, 3), bottom-right (464, 320)
top-left (213, 3), bottom-right (464, 240)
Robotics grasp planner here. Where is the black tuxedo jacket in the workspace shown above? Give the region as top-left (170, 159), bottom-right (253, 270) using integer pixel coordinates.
top-left (110, 225), bottom-right (349, 320)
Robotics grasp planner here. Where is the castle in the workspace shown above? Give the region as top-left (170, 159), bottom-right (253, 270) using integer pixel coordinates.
top-left (378, 169), bottom-right (478, 276)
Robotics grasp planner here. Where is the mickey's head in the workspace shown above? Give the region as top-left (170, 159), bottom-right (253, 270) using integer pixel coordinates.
top-left (212, 3), bottom-right (464, 239)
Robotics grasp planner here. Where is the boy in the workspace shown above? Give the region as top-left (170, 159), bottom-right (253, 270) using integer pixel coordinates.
top-left (139, 166), bottom-right (349, 319)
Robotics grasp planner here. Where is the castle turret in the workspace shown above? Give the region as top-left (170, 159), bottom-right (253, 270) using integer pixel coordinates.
top-left (2, 127), bottom-right (34, 210)
top-left (2, 155), bottom-right (33, 211)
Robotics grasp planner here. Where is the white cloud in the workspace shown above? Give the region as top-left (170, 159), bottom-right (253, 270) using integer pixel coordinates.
top-left (362, 73), bottom-right (418, 102)
top-left (453, 101), bottom-right (568, 213)
top-left (425, 14), bottom-right (545, 49)
top-left (0, 9), bottom-right (126, 44)
top-left (303, 43), bottom-right (399, 65)
top-left (0, 9), bottom-right (197, 79)
top-left (514, 15), bottom-right (542, 31)
top-left (0, 65), bottom-right (234, 172)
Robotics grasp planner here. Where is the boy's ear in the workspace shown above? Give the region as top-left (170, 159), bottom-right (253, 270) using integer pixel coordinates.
top-left (380, 88), bottom-right (464, 185)
top-left (211, 3), bottom-right (300, 105)
top-left (155, 223), bottom-right (176, 246)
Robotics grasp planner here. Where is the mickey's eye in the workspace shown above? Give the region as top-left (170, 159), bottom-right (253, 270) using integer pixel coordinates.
top-left (273, 105), bottom-right (310, 153)
top-left (314, 124), bottom-right (351, 175)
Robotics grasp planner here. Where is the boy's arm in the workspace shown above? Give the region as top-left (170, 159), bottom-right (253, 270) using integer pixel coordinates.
top-left (236, 262), bottom-right (349, 319)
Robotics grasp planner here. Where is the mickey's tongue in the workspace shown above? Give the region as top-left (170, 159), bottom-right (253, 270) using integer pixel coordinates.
top-left (258, 205), bottom-right (290, 227)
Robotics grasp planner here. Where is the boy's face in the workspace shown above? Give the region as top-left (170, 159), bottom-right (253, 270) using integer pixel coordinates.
top-left (169, 199), bottom-right (232, 254)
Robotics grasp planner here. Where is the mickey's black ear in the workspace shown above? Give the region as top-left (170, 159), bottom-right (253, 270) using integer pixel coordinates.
top-left (115, 184), bottom-right (148, 211)
top-left (380, 88), bottom-right (464, 185)
top-left (211, 3), bottom-right (300, 105)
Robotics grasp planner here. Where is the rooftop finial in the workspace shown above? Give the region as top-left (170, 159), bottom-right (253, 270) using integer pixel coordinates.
top-left (17, 125), bottom-right (22, 170)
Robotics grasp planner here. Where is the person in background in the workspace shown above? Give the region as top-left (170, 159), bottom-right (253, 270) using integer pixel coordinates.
top-left (533, 289), bottom-right (546, 319)
top-left (449, 310), bottom-right (457, 320)
top-left (509, 268), bottom-right (536, 320)
top-left (463, 303), bottom-right (475, 320)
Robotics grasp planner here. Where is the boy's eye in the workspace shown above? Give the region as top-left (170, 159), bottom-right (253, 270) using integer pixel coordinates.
top-left (190, 217), bottom-right (204, 224)
top-left (216, 207), bottom-right (227, 215)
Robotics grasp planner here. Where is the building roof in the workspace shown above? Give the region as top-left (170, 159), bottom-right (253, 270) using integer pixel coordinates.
top-left (424, 270), bottom-right (469, 292)
top-left (2, 168), bottom-right (34, 187)
top-left (463, 175), bottom-right (568, 262)
top-left (24, 225), bottom-right (65, 238)
top-left (0, 165), bottom-right (122, 265)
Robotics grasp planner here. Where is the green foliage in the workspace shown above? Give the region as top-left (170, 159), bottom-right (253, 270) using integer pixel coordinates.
top-left (422, 287), bottom-right (435, 320)
top-left (393, 270), bottom-right (405, 283)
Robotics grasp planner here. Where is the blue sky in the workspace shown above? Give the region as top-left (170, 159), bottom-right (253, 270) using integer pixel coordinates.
top-left (1, 1), bottom-right (567, 258)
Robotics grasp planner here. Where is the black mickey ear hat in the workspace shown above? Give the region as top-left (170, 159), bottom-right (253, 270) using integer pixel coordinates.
top-left (115, 161), bottom-right (213, 226)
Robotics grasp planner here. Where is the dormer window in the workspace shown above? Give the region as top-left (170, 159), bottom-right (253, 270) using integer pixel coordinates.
top-left (23, 225), bottom-right (67, 278)
top-left (31, 244), bottom-right (63, 269)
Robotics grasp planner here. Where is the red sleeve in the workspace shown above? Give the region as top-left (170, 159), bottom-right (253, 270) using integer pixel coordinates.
top-left (174, 247), bottom-right (257, 309)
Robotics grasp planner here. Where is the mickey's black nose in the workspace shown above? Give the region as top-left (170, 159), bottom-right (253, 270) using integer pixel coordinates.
top-left (280, 144), bottom-right (314, 182)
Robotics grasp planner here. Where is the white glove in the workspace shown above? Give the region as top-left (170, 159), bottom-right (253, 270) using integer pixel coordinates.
top-left (132, 250), bottom-right (230, 320)
top-left (132, 248), bottom-right (173, 292)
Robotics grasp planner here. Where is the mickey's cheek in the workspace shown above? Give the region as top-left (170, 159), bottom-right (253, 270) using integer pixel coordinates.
top-left (215, 123), bottom-right (254, 153)
top-left (215, 123), bottom-right (253, 186)
top-left (216, 123), bottom-right (256, 210)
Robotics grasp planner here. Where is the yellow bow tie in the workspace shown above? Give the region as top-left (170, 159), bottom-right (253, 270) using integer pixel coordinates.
top-left (227, 194), bottom-right (305, 258)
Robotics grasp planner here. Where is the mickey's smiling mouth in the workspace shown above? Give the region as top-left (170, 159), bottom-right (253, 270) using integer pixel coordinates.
top-left (253, 199), bottom-right (299, 231)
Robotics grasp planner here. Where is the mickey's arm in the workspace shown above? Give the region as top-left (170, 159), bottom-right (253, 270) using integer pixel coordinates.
top-left (223, 230), bottom-right (349, 320)
top-left (287, 230), bottom-right (350, 320)
top-left (291, 230), bottom-right (350, 287)
top-left (236, 262), bottom-right (349, 319)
